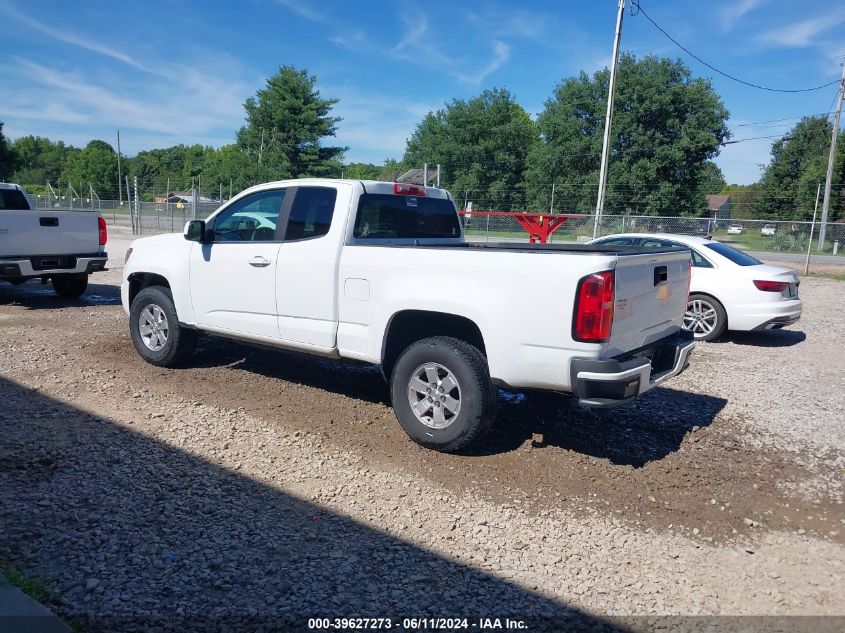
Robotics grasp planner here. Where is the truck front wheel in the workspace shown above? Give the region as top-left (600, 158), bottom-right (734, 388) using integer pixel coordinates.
top-left (129, 286), bottom-right (196, 367)
top-left (51, 273), bottom-right (88, 299)
top-left (390, 336), bottom-right (497, 453)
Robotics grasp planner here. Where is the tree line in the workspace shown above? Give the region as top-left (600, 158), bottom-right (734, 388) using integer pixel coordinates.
top-left (0, 56), bottom-right (842, 219)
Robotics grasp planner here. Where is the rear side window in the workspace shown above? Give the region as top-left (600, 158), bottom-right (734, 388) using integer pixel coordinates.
top-left (354, 194), bottom-right (461, 239)
top-left (597, 237), bottom-right (637, 246)
top-left (285, 187), bottom-right (336, 241)
top-left (705, 242), bottom-right (762, 266)
top-left (0, 189), bottom-right (31, 210)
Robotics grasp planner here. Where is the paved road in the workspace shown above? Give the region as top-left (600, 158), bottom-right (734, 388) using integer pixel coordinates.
top-left (749, 251), bottom-right (845, 266)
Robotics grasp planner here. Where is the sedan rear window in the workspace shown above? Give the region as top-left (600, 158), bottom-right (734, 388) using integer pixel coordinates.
top-left (353, 194), bottom-right (461, 239)
top-left (704, 242), bottom-right (762, 266)
top-left (0, 188), bottom-right (30, 210)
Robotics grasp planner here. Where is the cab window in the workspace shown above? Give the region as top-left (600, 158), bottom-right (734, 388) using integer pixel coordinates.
top-left (213, 189), bottom-right (285, 242)
top-left (285, 187), bottom-right (337, 241)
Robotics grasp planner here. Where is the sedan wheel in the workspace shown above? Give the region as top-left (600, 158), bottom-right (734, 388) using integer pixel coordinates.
top-left (684, 294), bottom-right (727, 342)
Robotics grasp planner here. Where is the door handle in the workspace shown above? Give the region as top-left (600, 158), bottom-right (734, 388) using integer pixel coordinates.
top-left (248, 256), bottom-right (271, 268)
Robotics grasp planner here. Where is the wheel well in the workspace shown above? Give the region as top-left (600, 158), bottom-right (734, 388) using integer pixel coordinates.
top-left (381, 310), bottom-right (486, 379)
top-left (128, 272), bottom-right (171, 306)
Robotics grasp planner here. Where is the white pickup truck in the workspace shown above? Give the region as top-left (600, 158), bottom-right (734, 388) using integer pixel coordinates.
top-left (0, 183), bottom-right (108, 298)
top-left (122, 179), bottom-right (695, 452)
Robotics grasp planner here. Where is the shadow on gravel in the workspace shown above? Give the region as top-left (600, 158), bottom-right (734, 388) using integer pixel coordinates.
top-left (0, 376), bottom-right (628, 633)
top-left (473, 387), bottom-right (728, 467)
top-left (0, 280), bottom-right (121, 309)
top-left (187, 336), bottom-right (725, 467)
top-left (722, 329), bottom-right (806, 347)
top-left (191, 335), bottom-right (393, 405)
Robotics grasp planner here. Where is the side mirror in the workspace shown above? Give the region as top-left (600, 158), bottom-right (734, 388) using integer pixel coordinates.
top-left (184, 220), bottom-right (208, 243)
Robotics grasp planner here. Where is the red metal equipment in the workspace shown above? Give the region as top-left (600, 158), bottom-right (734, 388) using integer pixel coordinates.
top-left (458, 211), bottom-right (585, 244)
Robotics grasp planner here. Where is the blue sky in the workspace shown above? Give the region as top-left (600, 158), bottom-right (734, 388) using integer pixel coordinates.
top-left (0, 0), bottom-right (843, 184)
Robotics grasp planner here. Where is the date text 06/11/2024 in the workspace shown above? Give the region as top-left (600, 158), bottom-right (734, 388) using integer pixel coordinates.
top-left (307, 617), bottom-right (528, 630)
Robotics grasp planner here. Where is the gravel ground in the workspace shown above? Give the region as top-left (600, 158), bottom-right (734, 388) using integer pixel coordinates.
top-left (0, 228), bottom-right (843, 631)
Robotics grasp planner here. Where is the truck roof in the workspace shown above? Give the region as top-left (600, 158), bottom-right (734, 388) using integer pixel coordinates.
top-left (237, 178), bottom-right (452, 200)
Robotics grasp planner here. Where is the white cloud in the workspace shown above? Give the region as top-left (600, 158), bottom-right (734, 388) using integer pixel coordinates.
top-left (757, 11), bottom-right (845, 48)
top-left (328, 85), bottom-right (436, 161)
top-left (272, 0), bottom-right (329, 24)
top-left (453, 41), bottom-right (511, 86)
top-left (332, 10), bottom-right (510, 87)
top-left (0, 0), bottom-right (149, 72)
top-left (464, 7), bottom-right (548, 39)
top-left (719, 0), bottom-right (767, 31)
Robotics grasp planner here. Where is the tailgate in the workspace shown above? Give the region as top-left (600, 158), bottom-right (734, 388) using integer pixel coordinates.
top-left (0, 210), bottom-right (100, 257)
top-left (607, 249), bottom-right (691, 355)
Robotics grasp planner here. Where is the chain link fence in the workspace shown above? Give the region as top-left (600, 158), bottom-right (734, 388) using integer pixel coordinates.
top-left (30, 194), bottom-right (845, 258)
top-left (461, 213), bottom-right (845, 257)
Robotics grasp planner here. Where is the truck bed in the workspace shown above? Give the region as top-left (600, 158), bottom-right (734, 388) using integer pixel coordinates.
top-left (352, 241), bottom-right (689, 256)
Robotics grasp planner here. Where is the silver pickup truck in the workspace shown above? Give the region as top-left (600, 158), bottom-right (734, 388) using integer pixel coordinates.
top-left (0, 183), bottom-right (108, 298)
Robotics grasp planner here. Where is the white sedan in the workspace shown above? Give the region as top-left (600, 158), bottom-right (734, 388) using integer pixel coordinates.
top-left (589, 233), bottom-right (802, 341)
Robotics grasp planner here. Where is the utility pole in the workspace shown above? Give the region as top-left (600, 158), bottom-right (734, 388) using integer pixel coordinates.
top-left (116, 130), bottom-right (123, 206)
top-left (550, 182), bottom-right (556, 213)
top-left (593, 0), bottom-right (626, 239)
top-left (818, 59), bottom-right (845, 251)
top-left (806, 183), bottom-right (821, 275)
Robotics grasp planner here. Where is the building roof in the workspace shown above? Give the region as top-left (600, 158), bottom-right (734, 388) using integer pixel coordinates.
top-left (707, 194), bottom-right (731, 210)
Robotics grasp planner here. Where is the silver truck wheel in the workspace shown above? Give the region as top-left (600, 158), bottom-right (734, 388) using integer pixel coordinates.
top-left (138, 304), bottom-right (169, 351)
top-left (129, 286), bottom-right (196, 367)
top-left (407, 362), bottom-right (462, 429)
top-left (390, 336), bottom-right (497, 453)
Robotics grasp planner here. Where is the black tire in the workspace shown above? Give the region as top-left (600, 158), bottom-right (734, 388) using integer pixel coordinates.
top-left (390, 336), bottom-right (497, 453)
top-left (51, 273), bottom-right (88, 299)
top-left (129, 286), bottom-right (196, 367)
top-left (684, 293), bottom-right (728, 342)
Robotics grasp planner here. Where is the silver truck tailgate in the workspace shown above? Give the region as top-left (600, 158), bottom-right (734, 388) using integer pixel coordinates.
top-left (607, 249), bottom-right (691, 356)
top-left (0, 210), bottom-right (101, 257)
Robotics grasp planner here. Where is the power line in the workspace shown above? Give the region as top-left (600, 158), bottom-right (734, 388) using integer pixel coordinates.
top-left (730, 112), bottom-right (835, 128)
top-left (633, 2), bottom-right (842, 93)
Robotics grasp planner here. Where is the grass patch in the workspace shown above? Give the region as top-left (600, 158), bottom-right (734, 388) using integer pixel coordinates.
top-left (806, 271), bottom-right (845, 282)
top-left (1, 563), bottom-right (61, 608)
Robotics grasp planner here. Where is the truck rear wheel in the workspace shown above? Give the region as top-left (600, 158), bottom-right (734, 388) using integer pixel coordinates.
top-left (390, 336), bottom-right (497, 453)
top-left (51, 273), bottom-right (88, 299)
top-left (129, 286), bottom-right (196, 367)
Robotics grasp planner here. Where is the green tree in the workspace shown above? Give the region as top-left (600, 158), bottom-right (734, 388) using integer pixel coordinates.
top-left (236, 66), bottom-right (345, 179)
top-left (757, 116), bottom-right (844, 220)
top-left (342, 162), bottom-right (383, 180)
top-left (700, 161), bottom-right (726, 195)
top-left (61, 140), bottom-right (119, 196)
top-left (9, 135), bottom-right (77, 186)
top-left (0, 122), bottom-right (16, 180)
top-left (201, 144), bottom-right (255, 195)
top-left (403, 88), bottom-right (539, 210)
top-left (719, 183), bottom-right (763, 220)
top-left (525, 54), bottom-right (730, 216)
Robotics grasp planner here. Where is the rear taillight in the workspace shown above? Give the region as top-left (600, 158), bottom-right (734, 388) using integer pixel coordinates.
top-left (753, 280), bottom-right (788, 292)
top-left (98, 217), bottom-right (108, 245)
top-left (393, 182), bottom-right (427, 196)
top-left (573, 270), bottom-right (615, 343)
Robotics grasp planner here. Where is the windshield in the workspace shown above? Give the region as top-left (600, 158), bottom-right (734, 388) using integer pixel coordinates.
top-left (354, 194), bottom-right (460, 239)
top-left (705, 241), bottom-right (762, 266)
top-left (0, 188), bottom-right (31, 210)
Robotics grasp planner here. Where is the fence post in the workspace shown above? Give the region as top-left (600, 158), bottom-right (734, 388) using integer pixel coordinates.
top-left (133, 176), bottom-right (140, 235)
top-left (125, 176), bottom-right (133, 233)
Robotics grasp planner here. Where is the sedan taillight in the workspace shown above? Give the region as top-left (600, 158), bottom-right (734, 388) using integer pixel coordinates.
top-left (753, 280), bottom-right (788, 292)
top-left (573, 271), bottom-right (615, 343)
